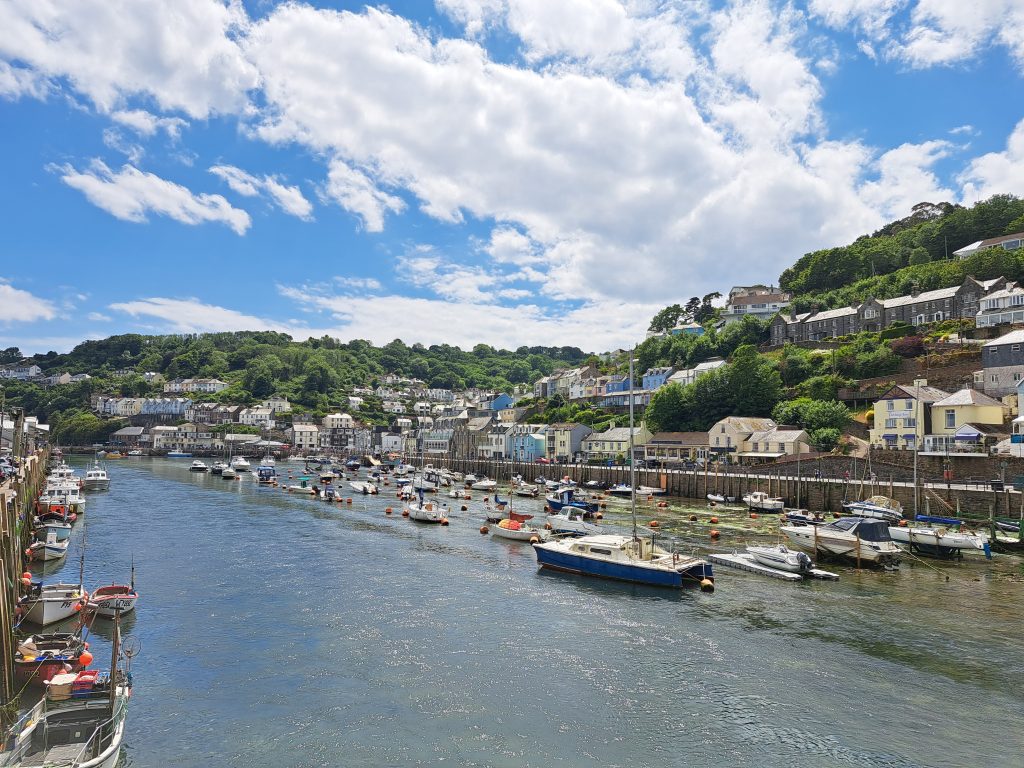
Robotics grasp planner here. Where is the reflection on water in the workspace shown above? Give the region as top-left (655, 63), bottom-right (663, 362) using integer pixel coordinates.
top-left (25, 457), bottom-right (1024, 768)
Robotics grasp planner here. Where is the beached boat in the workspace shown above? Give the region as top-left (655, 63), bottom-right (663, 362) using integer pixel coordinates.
top-left (27, 530), bottom-right (69, 562)
top-left (783, 510), bottom-right (826, 526)
top-left (781, 517), bottom-right (901, 566)
top-left (17, 583), bottom-right (89, 626)
top-left (545, 487), bottom-right (598, 516)
top-left (745, 544), bottom-right (813, 574)
top-left (743, 491), bottom-right (784, 512)
top-left (471, 477), bottom-right (497, 491)
top-left (607, 483), bottom-right (632, 496)
top-left (842, 496), bottom-right (904, 524)
top-left (887, 525), bottom-right (987, 557)
top-left (349, 480), bottom-right (378, 495)
top-left (188, 460), bottom-right (209, 472)
top-left (706, 493), bottom-right (737, 504)
top-left (83, 461), bottom-right (109, 491)
top-left (636, 485), bottom-right (665, 496)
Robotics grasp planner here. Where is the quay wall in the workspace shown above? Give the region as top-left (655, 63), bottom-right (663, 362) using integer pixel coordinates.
top-left (428, 456), bottom-right (1020, 522)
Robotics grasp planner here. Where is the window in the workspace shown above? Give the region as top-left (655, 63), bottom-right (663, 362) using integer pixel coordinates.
top-left (1015, 373), bottom-right (1023, 382)
top-left (777, 442), bottom-right (785, 452)
top-left (906, 400), bottom-right (913, 410)
top-left (885, 418), bottom-right (898, 428)
top-left (905, 418), bottom-right (916, 427)
top-left (1013, 345), bottom-right (1021, 352)
top-left (945, 409), bottom-right (955, 429)
top-left (864, 309), bottom-right (878, 319)
top-left (887, 401), bottom-right (894, 411)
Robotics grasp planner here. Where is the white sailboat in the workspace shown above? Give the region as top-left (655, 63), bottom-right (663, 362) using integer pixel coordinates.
top-left (405, 488), bottom-right (446, 523)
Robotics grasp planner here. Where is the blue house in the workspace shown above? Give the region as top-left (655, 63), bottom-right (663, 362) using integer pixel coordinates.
top-left (642, 367), bottom-right (674, 392)
top-left (671, 322), bottom-right (705, 336)
top-left (510, 427), bottom-right (547, 461)
top-left (605, 374), bottom-right (629, 394)
top-left (487, 393), bottom-right (514, 412)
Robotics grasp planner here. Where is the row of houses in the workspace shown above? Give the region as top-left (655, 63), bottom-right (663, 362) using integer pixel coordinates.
top-left (769, 276), bottom-right (1007, 345)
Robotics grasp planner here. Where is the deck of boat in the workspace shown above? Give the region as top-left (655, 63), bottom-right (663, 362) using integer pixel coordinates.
top-left (709, 553), bottom-right (839, 581)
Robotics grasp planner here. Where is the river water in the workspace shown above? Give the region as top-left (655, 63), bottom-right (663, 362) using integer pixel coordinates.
top-left (32, 458), bottom-right (1024, 767)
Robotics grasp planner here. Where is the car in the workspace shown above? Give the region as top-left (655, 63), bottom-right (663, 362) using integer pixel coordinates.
top-left (534, 457), bottom-right (551, 464)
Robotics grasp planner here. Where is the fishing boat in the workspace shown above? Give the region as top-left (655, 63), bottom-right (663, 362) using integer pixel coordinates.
top-left (471, 477), bottom-right (497, 491)
top-left (3, 612), bottom-right (132, 768)
top-left (533, 349), bottom-right (714, 592)
top-left (229, 455), bottom-right (251, 472)
top-left (349, 480), bottom-right (378, 495)
top-left (545, 487), bottom-right (598, 516)
top-left (405, 489), bottom-right (446, 523)
top-left (546, 508), bottom-right (601, 536)
top-left (745, 544), bottom-right (813, 574)
top-left (188, 460), bottom-right (209, 472)
top-left (781, 517), bottom-right (901, 566)
top-left (743, 491), bottom-right (784, 512)
top-left (13, 631), bottom-right (90, 686)
top-left (842, 496), bottom-right (904, 524)
top-left (490, 511), bottom-right (549, 542)
top-left (33, 519), bottom-right (72, 543)
top-left (887, 525), bottom-right (988, 558)
top-left (17, 583), bottom-right (89, 626)
top-left (345, 458), bottom-right (362, 470)
top-left (82, 461), bottom-right (109, 491)
top-left (210, 461), bottom-right (227, 475)
top-left (255, 465), bottom-right (277, 484)
top-left (27, 530), bottom-right (69, 562)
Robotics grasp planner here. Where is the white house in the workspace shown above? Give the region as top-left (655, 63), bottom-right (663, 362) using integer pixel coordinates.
top-left (0, 364), bottom-right (42, 380)
top-left (287, 424), bottom-right (320, 452)
top-left (239, 407), bottom-right (276, 429)
top-left (322, 412), bottom-right (355, 429)
top-left (262, 395), bottom-right (291, 414)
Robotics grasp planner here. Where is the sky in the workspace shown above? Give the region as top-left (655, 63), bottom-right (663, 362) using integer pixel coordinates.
top-left (1, 0), bottom-right (1023, 356)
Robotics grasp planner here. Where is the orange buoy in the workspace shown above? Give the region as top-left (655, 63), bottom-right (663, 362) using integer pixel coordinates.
top-left (647, 495), bottom-right (654, 501)
top-left (649, 520), bottom-right (659, 528)
top-left (709, 516), bottom-right (719, 524)
top-left (710, 529), bottom-right (720, 538)
top-left (689, 514), bottom-right (698, 521)
top-left (750, 512), bottom-right (759, 519)
top-left (385, 508), bottom-right (392, 515)
top-left (440, 518), bottom-right (449, 526)
top-left (599, 502), bottom-right (607, 509)
top-left (898, 519), bottom-right (908, 527)
top-left (480, 525), bottom-right (489, 534)
top-left (401, 509), bottom-right (409, 517)
top-left (595, 512), bottom-right (603, 519)
top-left (79, 650), bottom-right (93, 667)
top-left (21, 572), bottom-right (30, 581)
top-left (346, 498), bottom-right (352, 504)
top-left (20, 576), bottom-right (31, 586)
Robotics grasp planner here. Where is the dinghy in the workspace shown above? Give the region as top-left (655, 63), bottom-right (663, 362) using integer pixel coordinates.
top-left (745, 544), bottom-right (813, 574)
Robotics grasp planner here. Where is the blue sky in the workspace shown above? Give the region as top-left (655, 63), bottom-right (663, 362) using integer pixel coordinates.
top-left (1, 0), bottom-right (1022, 355)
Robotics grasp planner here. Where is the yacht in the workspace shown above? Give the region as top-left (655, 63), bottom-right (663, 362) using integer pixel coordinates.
top-left (188, 460), bottom-right (209, 472)
top-left (229, 456), bottom-right (251, 472)
top-left (782, 516), bottom-right (901, 566)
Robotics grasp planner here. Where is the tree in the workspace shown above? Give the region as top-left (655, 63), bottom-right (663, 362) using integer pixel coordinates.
top-left (645, 383), bottom-right (691, 432)
top-left (693, 292), bottom-right (721, 324)
top-left (243, 359), bottom-right (276, 398)
top-left (302, 357), bottom-right (337, 395)
top-left (728, 345), bottom-right (782, 417)
top-left (0, 347), bottom-right (23, 364)
top-left (648, 304), bottom-right (685, 333)
top-left (809, 427), bottom-right (842, 452)
top-left (772, 397), bottom-right (850, 432)
top-left (908, 246), bottom-right (930, 266)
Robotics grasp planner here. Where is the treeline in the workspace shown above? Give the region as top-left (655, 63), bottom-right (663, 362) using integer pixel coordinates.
top-left (3, 332), bottom-right (591, 441)
top-left (780, 195), bottom-right (1024, 301)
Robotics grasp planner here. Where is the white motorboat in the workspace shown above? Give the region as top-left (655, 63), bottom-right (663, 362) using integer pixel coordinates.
top-left (127, 449), bottom-right (144, 456)
top-left (83, 461), bottom-right (110, 490)
top-left (843, 496), bottom-right (904, 524)
top-left (221, 466), bottom-right (237, 479)
top-left (210, 461), bottom-right (228, 475)
top-left (463, 473), bottom-right (478, 484)
top-left (259, 454), bottom-right (276, 466)
top-left (782, 517), bottom-right (901, 565)
top-left (745, 544), bottom-right (813, 574)
top-left (405, 498), bottom-right (446, 523)
top-left (33, 519), bottom-right (72, 542)
top-left (349, 480), bottom-right (378, 495)
top-left (490, 512), bottom-right (549, 542)
top-left (743, 491), bottom-right (784, 512)
top-left (471, 477), bottom-right (497, 491)
top-left (607, 483), bottom-right (632, 496)
top-left (17, 583), bottom-right (89, 626)
top-left (413, 469), bottom-right (442, 492)
top-left (887, 525), bottom-right (987, 555)
top-left (513, 482), bottom-right (539, 498)
top-left (230, 456), bottom-right (251, 472)
top-left (189, 460), bottom-right (209, 472)
top-left (27, 530), bottom-right (69, 562)
top-left (546, 508), bottom-right (601, 536)
top-left (636, 485), bottom-right (665, 496)
top-left (706, 493), bottom-right (738, 504)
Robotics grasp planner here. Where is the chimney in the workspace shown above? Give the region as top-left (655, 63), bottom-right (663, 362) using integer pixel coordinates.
top-left (911, 286), bottom-right (920, 297)
top-left (789, 306), bottom-right (797, 320)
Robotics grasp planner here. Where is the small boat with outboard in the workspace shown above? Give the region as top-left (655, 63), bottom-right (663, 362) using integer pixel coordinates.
top-left (745, 544), bottom-right (813, 574)
top-left (490, 511), bottom-right (549, 542)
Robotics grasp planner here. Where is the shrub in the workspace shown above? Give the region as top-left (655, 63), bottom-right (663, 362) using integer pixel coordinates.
top-left (890, 335), bottom-right (925, 358)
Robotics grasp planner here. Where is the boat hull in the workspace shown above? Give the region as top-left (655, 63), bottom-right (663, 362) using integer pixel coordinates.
top-left (19, 585), bottom-right (87, 626)
top-left (533, 544), bottom-right (713, 588)
top-left (490, 525), bottom-right (547, 542)
top-left (782, 527), bottom-right (900, 565)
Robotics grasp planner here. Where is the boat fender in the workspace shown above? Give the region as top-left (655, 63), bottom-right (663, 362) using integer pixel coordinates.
top-left (749, 513), bottom-right (758, 519)
top-left (699, 578), bottom-right (715, 593)
top-left (649, 520), bottom-right (659, 528)
top-left (529, 536), bottom-right (539, 544)
top-left (480, 526), bottom-right (488, 534)
top-left (401, 509), bottom-right (409, 517)
top-left (440, 518), bottom-right (449, 526)
top-left (385, 508), bottom-right (392, 515)
top-left (709, 516), bottom-right (719, 524)
top-left (595, 512), bottom-right (603, 520)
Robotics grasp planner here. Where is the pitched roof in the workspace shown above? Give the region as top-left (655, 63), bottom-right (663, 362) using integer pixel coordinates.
top-left (932, 388), bottom-right (1004, 407)
top-left (880, 285), bottom-right (960, 308)
top-left (806, 306), bottom-right (856, 321)
top-left (984, 329), bottom-right (1024, 347)
top-left (649, 431), bottom-right (709, 445)
top-left (979, 231), bottom-right (1024, 248)
top-left (748, 428), bottom-right (807, 442)
top-left (880, 384), bottom-right (950, 402)
top-left (715, 416), bottom-right (775, 432)
top-left (979, 284), bottom-right (1022, 302)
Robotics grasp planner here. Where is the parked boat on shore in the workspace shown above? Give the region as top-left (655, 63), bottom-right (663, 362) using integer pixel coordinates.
top-left (782, 517), bottom-right (901, 566)
top-left (743, 491), bottom-right (784, 512)
top-left (888, 525), bottom-right (988, 558)
top-left (745, 544), bottom-right (813, 574)
top-left (843, 496), bottom-right (904, 524)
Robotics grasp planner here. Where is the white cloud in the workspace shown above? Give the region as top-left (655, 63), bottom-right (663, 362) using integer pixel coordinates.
top-left (57, 160), bottom-right (251, 234)
top-left (959, 119), bottom-right (1024, 205)
top-left (102, 128), bottom-right (144, 164)
top-left (209, 164), bottom-right (313, 220)
top-left (435, 0), bottom-right (506, 38)
top-left (0, 60), bottom-right (49, 99)
top-left (86, 312), bottom-right (111, 321)
top-left (323, 159), bottom-right (404, 232)
top-left (333, 276), bottom-right (383, 292)
top-left (858, 140), bottom-right (955, 219)
top-left (0, 0), bottom-right (258, 117)
top-left (484, 226), bottom-right (544, 266)
top-left (109, 297), bottom-right (300, 335)
top-left (0, 280), bottom-right (57, 324)
top-left (111, 109), bottom-right (188, 138)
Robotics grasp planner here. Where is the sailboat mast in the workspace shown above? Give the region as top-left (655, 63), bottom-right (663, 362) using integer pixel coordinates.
top-left (628, 349), bottom-right (637, 541)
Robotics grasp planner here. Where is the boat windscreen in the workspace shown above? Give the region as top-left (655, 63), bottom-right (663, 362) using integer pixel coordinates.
top-left (856, 520), bottom-right (893, 542)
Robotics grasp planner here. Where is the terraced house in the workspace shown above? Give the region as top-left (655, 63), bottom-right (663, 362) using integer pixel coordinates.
top-left (769, 276), bottom-right (1007, 345)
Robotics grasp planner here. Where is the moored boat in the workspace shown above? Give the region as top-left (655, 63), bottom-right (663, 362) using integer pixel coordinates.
top-left (221, 466), bottom-right (237, 479)
top-left (210, 461), bottom-right (227, 475)
top-left (83, 461), bottom-right (109, 491)
top-left (230, 456), bottom-right (251, 472)
top-left (781, 517), bottom-right (901, 566)
top-left (842, 496), bottom-right (904, 524)
top-left (490, 511), bottom-right (549, 542)
top-left (546, 508), bottom-right (601, 536)
top-left (545, 487), bottom-right (598, 516)
top-left (86, 585), bottom-right (139, 618)
top-left (743, 491), bottom-right (784, 512)
top-left (607, 483), bottom-right (632, 496)
top-left (13, 631), bottom-right (89, 686)
top-left (349, 480), bottom-right (378, 495)
top-left (745, 544), bottom-right (813, 574)
top-left (27, 531), bottom-right (69, 562)
top-left (887, 525), bottom-right (988, 558)
top-left (189, 460), bottom-right (209, 472)
top-left (17, 583), bottom-right (89, 626)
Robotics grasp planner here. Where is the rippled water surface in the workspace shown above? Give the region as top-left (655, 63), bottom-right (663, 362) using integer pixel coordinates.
top-left (39, 458), bottom-right (1024, 767)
